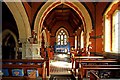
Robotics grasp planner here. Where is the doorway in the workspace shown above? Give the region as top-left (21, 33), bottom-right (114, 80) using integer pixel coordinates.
top-left (2, 33), bottom-right (16, 59)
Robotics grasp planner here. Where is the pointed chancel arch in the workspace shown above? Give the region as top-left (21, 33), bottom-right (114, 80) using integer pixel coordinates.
top-left (4, 1), bottom-right (31, 40)
top-left (34, 0), bottom-right (92, 48)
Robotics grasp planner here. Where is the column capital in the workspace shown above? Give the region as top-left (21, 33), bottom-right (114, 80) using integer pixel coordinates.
top-left (19, 38), bottom-right (28, 43)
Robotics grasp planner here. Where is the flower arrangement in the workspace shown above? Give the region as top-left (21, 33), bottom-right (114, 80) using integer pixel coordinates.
top-left (28, 30), bottom-right (37, 44)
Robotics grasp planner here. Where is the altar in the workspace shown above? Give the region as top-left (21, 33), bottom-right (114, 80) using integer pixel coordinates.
top-left (54, 42), bottom-right (70, 53)
top-left (56, 48), bottom-right (68, 53)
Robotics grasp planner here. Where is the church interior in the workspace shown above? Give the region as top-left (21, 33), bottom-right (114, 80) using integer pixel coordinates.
top-left (1, 0), bottom-right (120, 80)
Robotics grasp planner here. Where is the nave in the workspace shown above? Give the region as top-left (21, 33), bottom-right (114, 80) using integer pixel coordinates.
top-left (1, 1), bottom-right (120, 80)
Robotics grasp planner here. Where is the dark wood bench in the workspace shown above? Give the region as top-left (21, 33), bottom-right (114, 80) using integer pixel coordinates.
top-left (74, 58), bottom-right (118, 75)
top-left (2, 59), bottom-right (50, 76)
top-left (2, 59), bottom-right (46, 80)
top-left (76, 59), bottom-right (118, 64)
top-left (79, 65), bottom-right (120, 80)
top-left (2, 59), bottom-right (45, 64)
top-left (90, 70), bottom-right (100, 80)
top-left (89, 70), bottom-right (120, 80)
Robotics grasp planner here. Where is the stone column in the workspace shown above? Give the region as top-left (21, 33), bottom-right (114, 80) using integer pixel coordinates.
top-left (77, 35), bottom-right (80, 49)
top-left (75, 35), bottom-right (77, 49)
top-left (19, 38), bottom-right (28, 59)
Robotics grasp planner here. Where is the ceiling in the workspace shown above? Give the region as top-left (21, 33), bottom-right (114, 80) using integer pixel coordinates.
top-left (43, 4), bottom-right (83, 32)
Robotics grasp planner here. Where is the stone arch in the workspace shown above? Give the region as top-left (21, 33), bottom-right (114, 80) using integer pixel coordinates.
top-left (34, 0), bottom-right (92, 47)
top-left (4, 2), bottom-right (31, 41)
top-left (2, 29), bottom-right (18, 59)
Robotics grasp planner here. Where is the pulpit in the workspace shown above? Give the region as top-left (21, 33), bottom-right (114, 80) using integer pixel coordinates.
top-left (26, 44), bottom-right (42, 59)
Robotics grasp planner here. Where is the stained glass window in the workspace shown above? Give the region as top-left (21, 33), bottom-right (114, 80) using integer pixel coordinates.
top-left (57, 29), bottom-right (68, 45)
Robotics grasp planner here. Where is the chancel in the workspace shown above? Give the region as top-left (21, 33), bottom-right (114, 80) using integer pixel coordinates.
top-left (1, 0), bottom-right (120, 80)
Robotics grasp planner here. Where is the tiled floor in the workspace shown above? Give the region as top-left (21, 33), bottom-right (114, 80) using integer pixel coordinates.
top-left (49, 53), bottom-right (76, 79)
top-left (50, 61), bottom-right (71, 75)
top-left (49, 74), bottom-right (76, 80)
top-left (50, 53), bottom-right (72, 74)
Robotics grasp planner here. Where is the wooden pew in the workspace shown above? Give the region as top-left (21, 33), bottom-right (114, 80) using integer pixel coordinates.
top-left (2, 59), bottom-right (50, 76)
top-left (75, 58), bottom-right (118, 75)
top-left (2, 59), bottom-right (45, 63)
top-left (2, 64), bottom-right (45, 80)
top-left (90, 70), bottom-right (100, 80)
top-left (2, 59), bottom-right (46, 80)
top-left (79, 65), bottom-right (120, 80)
top-left (76, 59), bottom-right (118, 66)
top-left (77, 59), bottom-right (118, 63)
top-left (89, 70), bottom-right (120, 80)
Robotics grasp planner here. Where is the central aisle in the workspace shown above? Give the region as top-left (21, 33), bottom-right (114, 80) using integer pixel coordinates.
top-left (50, 61), bottom-right (71, 74)
top-left (50, 53), bottom-right (72, 74)
top-left (49, 53), bottom-right (76, 79)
